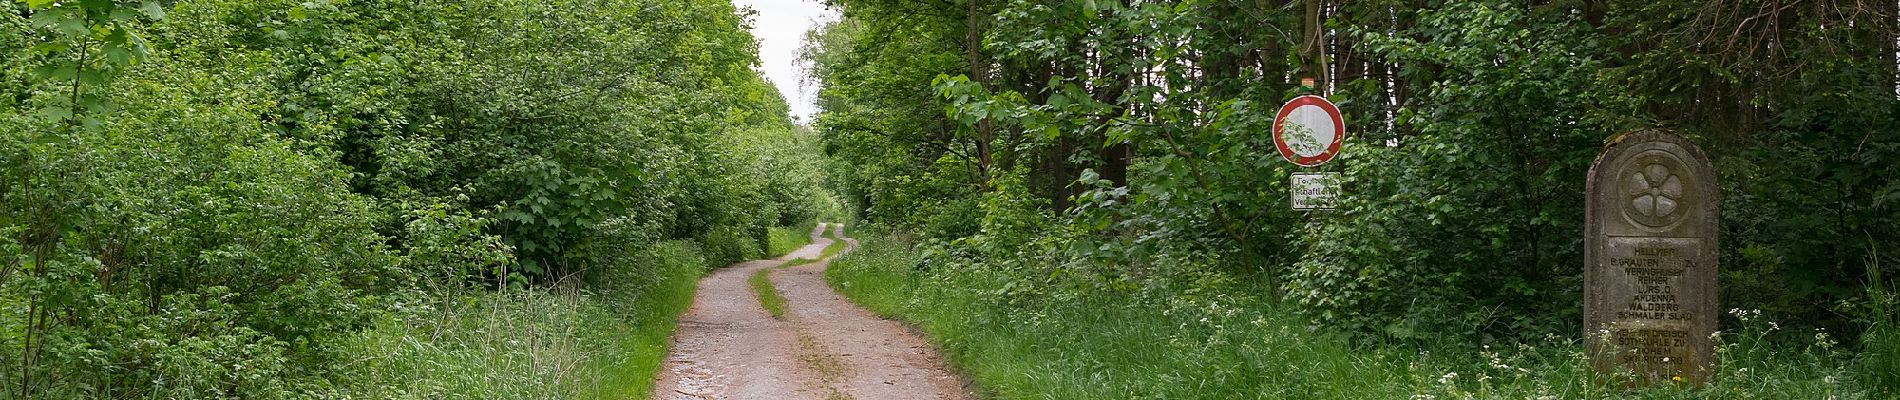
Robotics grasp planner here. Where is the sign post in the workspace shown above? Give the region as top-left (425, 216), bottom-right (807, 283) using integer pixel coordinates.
top-left (1273, 95), bottom-right (1344, 210)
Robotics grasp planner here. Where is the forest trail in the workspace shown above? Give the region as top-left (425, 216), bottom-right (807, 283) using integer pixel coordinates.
top-left (653, 224), bottom-right (971, 400)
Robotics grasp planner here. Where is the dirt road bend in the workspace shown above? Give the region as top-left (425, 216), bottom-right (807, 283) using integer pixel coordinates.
top-left (653, 224), bottom-right (970, 400)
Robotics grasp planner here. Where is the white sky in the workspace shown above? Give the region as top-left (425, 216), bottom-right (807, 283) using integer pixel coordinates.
top-left (733, 0), bottom-right (837, 123)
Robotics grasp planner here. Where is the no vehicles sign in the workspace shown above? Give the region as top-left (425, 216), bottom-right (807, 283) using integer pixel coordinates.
top-left (1272, 95), bottom-right (1344, 167)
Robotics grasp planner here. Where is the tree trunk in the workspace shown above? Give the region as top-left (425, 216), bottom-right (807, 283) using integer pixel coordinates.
top-left (1095, 0), bottom-right (1135, 189)
top-left (966, 0), bottom-right (994, 189)
top-left (1302, 0), bottom-right (1329, 93)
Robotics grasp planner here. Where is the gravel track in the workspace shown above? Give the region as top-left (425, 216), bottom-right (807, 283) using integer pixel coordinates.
top-left (653, 224), bottom-right (970, 400)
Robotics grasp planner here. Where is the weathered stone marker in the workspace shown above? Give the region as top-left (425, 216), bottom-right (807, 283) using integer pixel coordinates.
top-left (1584, 130), bottom-right (1719, 386)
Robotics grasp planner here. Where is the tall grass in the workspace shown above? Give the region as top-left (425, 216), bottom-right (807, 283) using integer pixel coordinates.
top-left (1857, 246), bottom-right (1899, 396)
top-left (827, 230), bottom-right (1884, 399)
top-left (327, 240), bottom-right (710, 399)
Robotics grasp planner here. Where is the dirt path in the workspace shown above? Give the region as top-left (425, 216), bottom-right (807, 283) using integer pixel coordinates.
top-left (653, 224), bottom-right (970, 400)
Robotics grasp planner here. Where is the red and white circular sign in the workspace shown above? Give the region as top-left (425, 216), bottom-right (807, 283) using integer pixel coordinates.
top-left (1272, 95), bottom-right (1344, 167)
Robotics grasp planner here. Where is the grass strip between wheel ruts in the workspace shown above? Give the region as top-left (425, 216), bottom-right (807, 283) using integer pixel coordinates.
top-left (756, 226), bottom-right (847, 322)
top-left (819, 237), bottom-right (848, 260)
top-left (751, 267), bottom-right (788, 319)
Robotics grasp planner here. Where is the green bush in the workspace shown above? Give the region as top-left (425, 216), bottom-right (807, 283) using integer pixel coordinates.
top-left (1, 0), bottom-right (820, 396)
top-left (699, 225), bottom-right (765, 268)
top-left (1, 32), bottom-right (399, 395)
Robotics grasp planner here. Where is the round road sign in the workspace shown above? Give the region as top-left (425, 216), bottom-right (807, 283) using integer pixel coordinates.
top-left (1272, 95), bottom-right (1344, 167)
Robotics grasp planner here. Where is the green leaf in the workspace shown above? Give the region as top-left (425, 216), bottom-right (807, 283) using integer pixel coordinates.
top-left (33, 64), bottom-right (77, 81)
top-left (38, 106), bottom-right (73, 121)
top-left (108, 6), bottom-right (136, 22)
top-left (77, 70), bottom-right (105, 85)
top-left (104, 45), bottom-right (132, 65)
top-left (25, 0), bottom-right (55, 9)
top-left (27, 10), bottom-right (62, 29)
top-left (500, 209), bottom-right (532, 223)
top-left (30, 41), bottom-right (69, 54)
top-left (139, 1), bottom-right (166, 19)
top-left (57, 18), bottom-right (88, 38)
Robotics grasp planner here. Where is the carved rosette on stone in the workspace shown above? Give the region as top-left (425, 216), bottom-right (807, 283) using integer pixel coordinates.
top-left (1584, 130), bottom-right (1719, 386)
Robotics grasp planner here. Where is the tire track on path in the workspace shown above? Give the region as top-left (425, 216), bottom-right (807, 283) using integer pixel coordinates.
top-left (653, 224), bottom-right (970, 400)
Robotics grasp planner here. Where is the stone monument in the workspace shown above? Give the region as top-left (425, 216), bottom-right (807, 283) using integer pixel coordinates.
top-left (1584, 130), bottom-right (1719, 386)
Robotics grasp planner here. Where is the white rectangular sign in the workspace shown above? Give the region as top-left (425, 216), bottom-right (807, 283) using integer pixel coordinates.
top-left (1291, 172), bottom-right (1341, 210)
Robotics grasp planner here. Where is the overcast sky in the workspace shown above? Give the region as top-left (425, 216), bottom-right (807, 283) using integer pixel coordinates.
top-left (733, 0), bottom-right (836, 123)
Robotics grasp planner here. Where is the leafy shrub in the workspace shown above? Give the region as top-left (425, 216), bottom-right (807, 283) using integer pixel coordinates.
top-left (2, 0), bottom-right (823, 397)
top-left (1, 36), bottom-right (399, 396)
top-left (698, 225), bottom-right (765, 269)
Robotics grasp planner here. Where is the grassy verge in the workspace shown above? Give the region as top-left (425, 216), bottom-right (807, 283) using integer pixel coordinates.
top-left (827, 229), bottom-right (1884, 399)
top-left (768, 221), bottom-right (822, 258)
top-left (330, 230), bottom-right (762, 398)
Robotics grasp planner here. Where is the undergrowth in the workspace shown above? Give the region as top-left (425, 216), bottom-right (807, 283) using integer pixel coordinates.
top-left (327, 237), bottom-right (720, 398)
top-left (828, 228), bottom-right (1893, 399)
